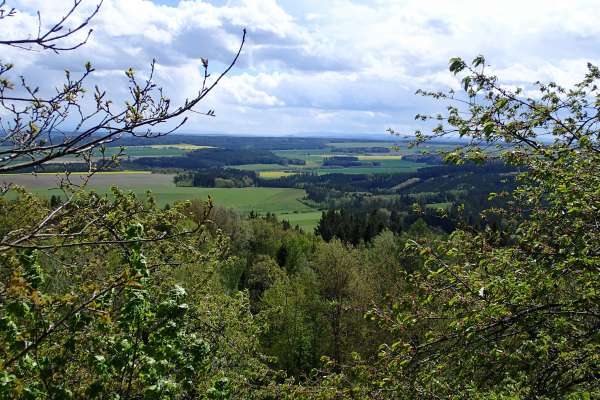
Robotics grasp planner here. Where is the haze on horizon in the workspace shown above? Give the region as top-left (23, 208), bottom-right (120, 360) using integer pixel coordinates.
top-left (3, 0), bottom-right (599, 137)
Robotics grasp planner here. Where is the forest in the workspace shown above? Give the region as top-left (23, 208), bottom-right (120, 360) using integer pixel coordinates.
top-left (0, 2), bottom-right (599, 399)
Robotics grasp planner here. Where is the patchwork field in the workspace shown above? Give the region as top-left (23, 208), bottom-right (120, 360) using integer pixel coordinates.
top-left (254, 143), bottom-right (448, 177)
top-left (239, 156), bottom-right (425, 176)
top-left (0, 140), bottom-right (455, 233)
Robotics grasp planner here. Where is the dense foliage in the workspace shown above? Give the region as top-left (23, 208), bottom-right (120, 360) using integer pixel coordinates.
top-left (288, 56), bottom-right (600, 398)
top-left (322, 156), bottom-right (362, 167)
top-left (128, 148), bottom-right (304, 171)
top-left (0, 191), bottom-right (274, 398)
top-left (175, 168), bottom-right (258, 188)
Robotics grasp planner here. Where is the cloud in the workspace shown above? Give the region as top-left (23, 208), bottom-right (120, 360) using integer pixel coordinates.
top-left (1, 0), bottom-right (600, 135)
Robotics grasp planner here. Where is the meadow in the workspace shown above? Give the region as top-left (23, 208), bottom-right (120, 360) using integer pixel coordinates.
top-left (2, 172), bottom-right (319, 228)
top-left (280, 211), bottom-right (323, 231)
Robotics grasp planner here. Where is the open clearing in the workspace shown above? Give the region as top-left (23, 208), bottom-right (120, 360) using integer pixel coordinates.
top-left (279, 211), bottom-right (323, 232)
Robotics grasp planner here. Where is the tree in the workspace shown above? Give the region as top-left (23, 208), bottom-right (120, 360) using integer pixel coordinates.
top-left (365, 57), bottom-right (600, 398)
top-left (0, 2), bottom-right (252, 397)
top-left (283, 57), bottom-right (600, 399)
top-left (311, 240), bottom-right (365, 364)
top-left (259, 267), bottom-right (324, 375)
top-left (0, 1), bottom-right (245, 247)
top-left (0, 1), bottom-right (245, 172)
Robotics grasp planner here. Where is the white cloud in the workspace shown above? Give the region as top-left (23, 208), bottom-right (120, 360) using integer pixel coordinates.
top-left (1, 0), bottom-right (600, 135)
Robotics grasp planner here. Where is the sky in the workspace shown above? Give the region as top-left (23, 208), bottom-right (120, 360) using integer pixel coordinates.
top-left (2, 0), bottom-right (600, 137)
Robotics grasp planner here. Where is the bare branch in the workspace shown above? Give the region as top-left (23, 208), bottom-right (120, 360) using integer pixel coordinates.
top-left (0, 1), bottom-right (102, 53)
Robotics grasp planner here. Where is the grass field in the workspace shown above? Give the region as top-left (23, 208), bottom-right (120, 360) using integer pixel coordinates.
top-left (325, 141), bottom-right (456, 155)
top-left (0, 140), bottom-right (451, 233)
top-left (267, 148), bottom-right (428, 176)
top-left (279, 211), bottom-right (323, 232)
top-left (2, 172), bottom-right (320, 227)
top-left (310, 166), bottom-right (420, 175)
top-left (272, 150), bottom-right (329, 167)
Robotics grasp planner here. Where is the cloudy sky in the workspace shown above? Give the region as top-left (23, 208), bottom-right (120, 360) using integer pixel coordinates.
top-left (3, 0), bottom-right (600, 136)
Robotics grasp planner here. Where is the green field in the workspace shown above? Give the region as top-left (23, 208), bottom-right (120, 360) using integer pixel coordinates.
top-left (265, 148), bottom-right (426, 176)
top-left (326, 141), bottom-right (455, 155)
top-left (310, 165), bottom-right (421, 175)
top-left (279, 211), bottom-right (323, 232)
top-left (2, 173), bottom-right (319, 226)
top-left (316, 159), bottom-right (423, 174)
top-left (0, 140), bottom-right (451, 233)
top-left (242, 157), bottom-right (425, 176)
top-left (234, 142), bottom-right (454, 178)
top-left (272, 150), bottom-right (330, 167)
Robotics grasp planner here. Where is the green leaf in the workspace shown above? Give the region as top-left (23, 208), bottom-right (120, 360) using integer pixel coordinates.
top-left (449, 57), bottom-right (466, 74)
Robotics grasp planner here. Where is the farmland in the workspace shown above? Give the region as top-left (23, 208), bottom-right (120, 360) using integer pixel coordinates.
top-left (2, 172), bottom-right (318, 228)
top-left (1, 137), bottom-right (461, 232)
top-left (242, 147), bottom-right (426, 176)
